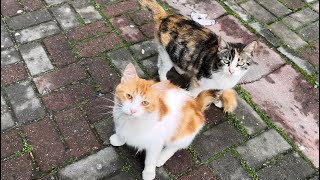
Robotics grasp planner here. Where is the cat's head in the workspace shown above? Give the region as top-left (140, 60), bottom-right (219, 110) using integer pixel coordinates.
top-left (115, 63), bottom-right (169, 117)
top-left (216, 37), bottom-right (257, 76)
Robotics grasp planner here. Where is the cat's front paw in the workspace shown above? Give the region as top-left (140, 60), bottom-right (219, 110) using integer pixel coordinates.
top-left (142, 170), bottom-right (156, 180)
top-left (109, 134), bottom-right (125, 146)
top-left (214, 100), bottom-right (223, 108)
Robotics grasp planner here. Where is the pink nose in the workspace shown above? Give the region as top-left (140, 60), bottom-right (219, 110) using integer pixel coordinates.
top-left (130, 109), bottom-right (137, 115)
top-left (229, 68), bottom-right (235, 75)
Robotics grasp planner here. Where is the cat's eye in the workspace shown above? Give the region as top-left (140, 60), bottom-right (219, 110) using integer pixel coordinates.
top-left (126, 93), bottom-right (133, 99)
top-left (142, 101), bottom-right (149, 106)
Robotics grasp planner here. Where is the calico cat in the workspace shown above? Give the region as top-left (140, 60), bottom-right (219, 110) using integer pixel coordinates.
top-left (110, 63), bottom-right (237, 180)
top-left (139, 0), bottom-right (257, 98)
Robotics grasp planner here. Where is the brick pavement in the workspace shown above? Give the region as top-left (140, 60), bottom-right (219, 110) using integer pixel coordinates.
top-left (1, 0), bottom-right (319, 179)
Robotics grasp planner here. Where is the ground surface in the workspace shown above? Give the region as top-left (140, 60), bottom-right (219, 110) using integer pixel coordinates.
top-left (1, 0), bottom-right (319, 179)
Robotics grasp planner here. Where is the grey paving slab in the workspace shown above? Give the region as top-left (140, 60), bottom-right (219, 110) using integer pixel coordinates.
top-left (233, 97), bottom-right (267, 135)
top-left (1, 95), bottom-right (15, 131)
top-left (236, 129), bottom-right (291, 169)
top-left (94, 119), bottom-right (114, 145)
top-left (130, 40), bottom-right (158, 60)
top-left (290, 8), bottom-right (318, 25)
top-left (71, 0), bottom-right (102, 24)
top-left (6, 9), bottom-right (52, 30)
top-left (1, 47), bottom-right (22, 67)
top-left (51, 4), bottom-right (81, 30)
top-left (14, 21), bottom-right (60, 44)
top-left (299, 21), bottom-right (319, 42)
top-left (19, 42), bottom-right (54, 76)
top-left (282, 16), bottom-right (304, 30)
top-left (107, 48), bottom-right (145, 77)
top-left (256, 0), bottom-right (291, 17)
top-left (269, 21), bottom-right (308, 49)
top-left (1, 21), bottom-right (14, 49)
top-left (58, 147), bottom-right (122, 180)
top-left (141, 55), bottom-right (158, 77)
top-left (240, 0), bottom-right (276, 24)
top-left (224, 0), bottom-right (251, 21)
top-left (193, 122), bottom-right (245, 161)
top-left (249, 22), bottom-right (281, 47)
top-left (209, 153), bottom-right (250, 180)
top-left (44, 0), bottom-right (67, 5)
top-left (257, 152), bottom-right (315, 180)
top-left (5, 81), bottom-right (46, 124)
top-left (312, 1), bottom-right (319, 12)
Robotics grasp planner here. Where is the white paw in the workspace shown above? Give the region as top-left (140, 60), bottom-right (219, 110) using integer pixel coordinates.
top-left (109, 134), bottom-right (125, 146)
top-left (142, 170), bottom-right (156, 180)
top-left (214, 100), bottom-right (223, 108)
top-left (159, 74), bottom-right (167, 81)
top-left (156, 158), bottom-right (166, 167)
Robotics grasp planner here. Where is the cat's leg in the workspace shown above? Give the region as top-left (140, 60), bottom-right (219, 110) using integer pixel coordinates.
top-left (156, 146), bottom-right (179, 167)
top-left (143, 146), bottom-right (163, 180)
top-left (109, 134), bottom-right (125, 146)
top-left (157, 45), bottom-right (173, 81)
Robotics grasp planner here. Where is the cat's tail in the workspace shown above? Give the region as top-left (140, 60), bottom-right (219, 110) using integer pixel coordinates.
top-left (196, 89), bottom-right (238, 113)
top-left (139, 0), bottom-right (169, 21)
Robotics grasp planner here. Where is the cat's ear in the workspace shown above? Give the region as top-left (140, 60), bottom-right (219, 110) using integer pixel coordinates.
top-left (243, 41), bottom-right (257, 55)
top-left (151, 80), bottom-right (170, 92)
top-left (218, 37), bottom-right (229, 51)
top-left (121, 63), bottom-right (138, 83)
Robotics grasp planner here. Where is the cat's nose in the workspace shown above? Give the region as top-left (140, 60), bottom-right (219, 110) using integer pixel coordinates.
top-left (229, 68), bottom-right (235, 75)
top-left (130, 109), bottom-right (137, 115)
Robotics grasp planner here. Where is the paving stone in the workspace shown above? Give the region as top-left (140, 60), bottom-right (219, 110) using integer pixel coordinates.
top-left (1, 47), bottom-right (22, 67)
top-left (177, 165), bottom-right (215, 180)
top-left (141, 55), bottom-right (159, 77)
top-left (289, 8), bottom-right (318, 25)
top-left (310, 175), bottom-right (320, 180)
top-left (44, 0), bottom-right (67, 5)
top-left (102, 1), bottom-right (140, 17)
top-left (71, 0), bottom-right (102, 24)
top-left (109, 172), bottom-right (135, 180)
top-left (84, 93), bottom-right (114, 123)
top-left (5, 81), bottom-right (46, 123)
top-left (85, 57), bottom-right (120, 93)
top-left (77, 33), bottom-right (122, 57)
top-left (298, 45), bottom-right (319, 68)
top-left (1, 129), bottom-right (23, 158)
top-left (204, 105), bottom-right (228, 126)
top-left (234, 97), bottom-right (267, 135)
top-left (208, 15), bottom-right (286, 84)
top-left (58, 147), bottom-right (122, 179)
top-left (1, 0), bottom-right (23, 17)
top-left (299, 21), bottom-right (319, 42)
top-left (111, 16), bottom-right (146, 43)
top-left (193, 122), bottom-right (244, 161)
top-left (43, 34), bottom-right (76, 68)
top-left (162, 0), bottom-right (226, 20)
top-left (279, 0), bottom-right (305, 10)
top-left (107, 48), bottom-right (145, 77)
top-left (256, 0), bottom-right (291, 17)
top-left (240, 0), bottom-right (276, 24)
top-left (249, 22), bottom-right (281, 47)
top-left (94, 119), bottom-right (114, 144)
top-left (165, 150), bottom-right (194, 175)
top-left (19, 42), bottom-right (54, 75)
top-left (306, 0), bottom-right (317, 3)
top-left (51, 4), bottom-right (81, 30)
top-left (6, 9), bottom-right (52, 30)
top-left (67, 21), bottom-right (112, 41)
top-left (23, 118), bottom-right (71, 171)
top-left (38, 174), bottom-right (57, 180)
top-left (1, 95), bottom-right (15, 131)
top-left (117, 145), bottom-right (145, 174)
top-left (130, 10), bottom-right (153, 25)
top-left (1, 63), bottom-right (28, 86)
top-left (282, 16), bottom-right (304, 29)
top-left (33, 63), bottom-right (86, 94)
top-left (257, 152), bottom-right (314, 179)
top-left (236, 129), bottom-right (291, 168)
top-left (155, 167), bottom-right (171, 180)
top-left (130, 40), bottom-right (158, 60)
top-left (14, 21), bottom-right (60, 44)
top-left (42, 82), bottom-right (96, 112)
top-left (1, 155), bottom-right (34, 179)
top-left (278, 47), bottom-right (316, 75)
top-left (1, 21), bottom-right (14, 49)
top-left (140, 23), bottom-right (155, 39)
top-left (312, 1), bottom-right (319, 12)
top-left (242, 65), bottom-right (319, 167)
top-left (55, 108), bottom-right (100, 157)
top-left (224, 0), bottom-right (252, 21)
top-left (209, 153), bottom-right (250, 180)
top-left (20, 0), bottom-right (45, 12)
top-left (269, 21), bottom-right (308, 49)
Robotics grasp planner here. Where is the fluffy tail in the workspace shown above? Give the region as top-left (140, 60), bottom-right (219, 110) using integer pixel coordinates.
top-left (196, 89), bottom-right (238, 113)
top-left (139, 0), bottom-right (168, 20)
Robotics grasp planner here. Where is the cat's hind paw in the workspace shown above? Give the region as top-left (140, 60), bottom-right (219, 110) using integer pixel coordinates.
top-left (142, 170), bottom-right (156, 180)
top-left (109, 134), bottom-right (125, 146)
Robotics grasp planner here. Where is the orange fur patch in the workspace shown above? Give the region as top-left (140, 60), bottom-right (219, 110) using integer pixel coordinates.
top-left (220, 89), bottom-right (238, 113)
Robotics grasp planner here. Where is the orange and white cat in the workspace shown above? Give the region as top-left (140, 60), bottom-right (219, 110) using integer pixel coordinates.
top-left (109, 63), bottom-right (237, 180)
